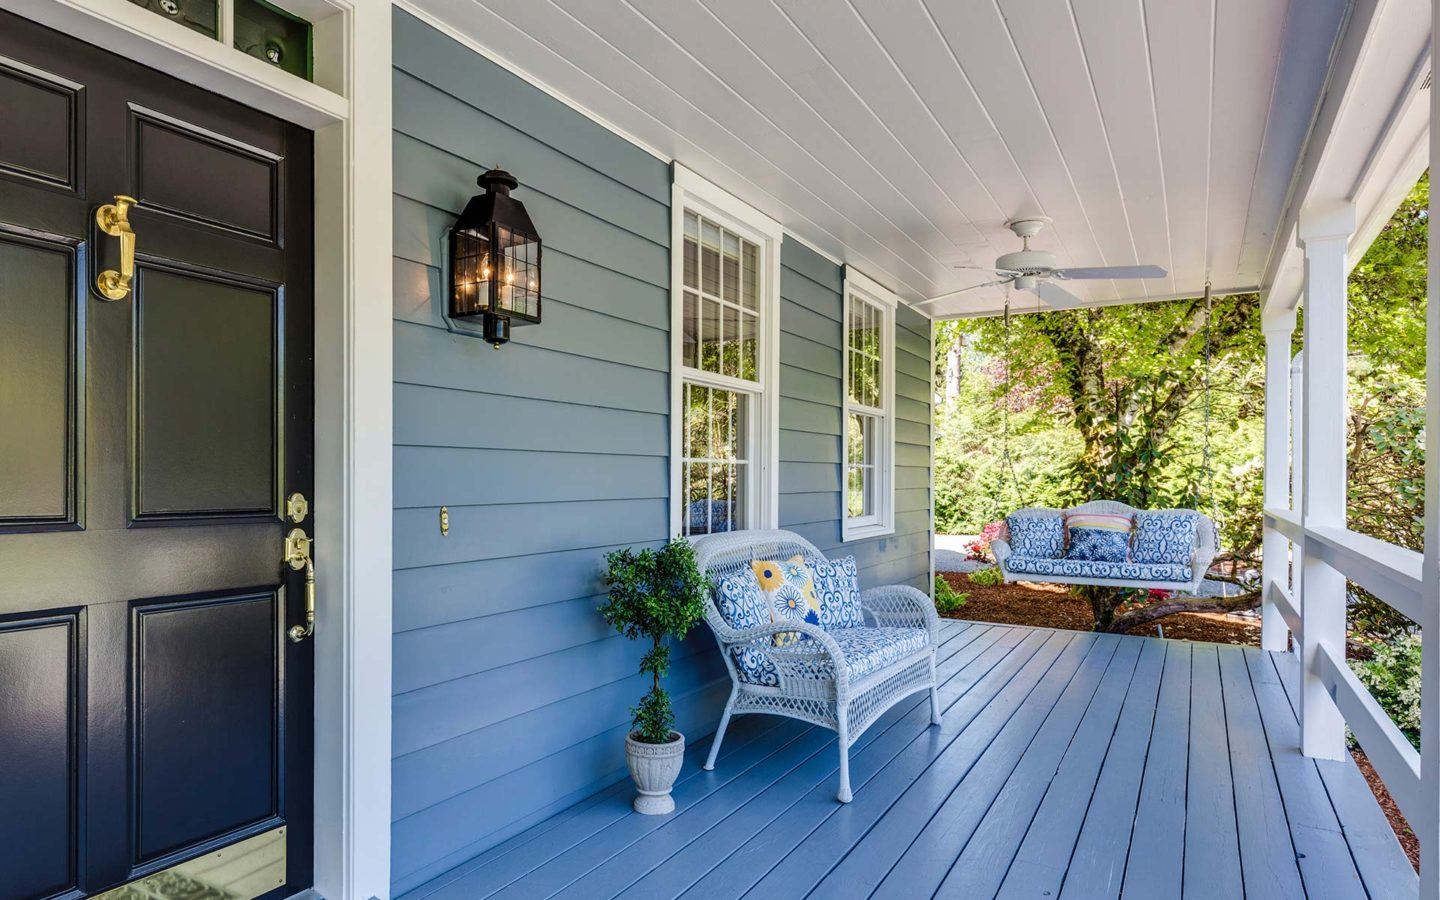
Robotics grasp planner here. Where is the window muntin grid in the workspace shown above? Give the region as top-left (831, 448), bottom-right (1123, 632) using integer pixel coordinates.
top-left (681, 383), bottom-right (749, 536)
top-left (682, 211), bottom-right (760, 383)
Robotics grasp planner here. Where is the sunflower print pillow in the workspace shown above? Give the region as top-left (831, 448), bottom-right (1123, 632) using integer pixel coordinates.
top-left (750, 555), bottom-right (822, 646)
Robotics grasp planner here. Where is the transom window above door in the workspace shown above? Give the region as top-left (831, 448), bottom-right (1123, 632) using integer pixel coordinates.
top-left (670, 165), bottom-right (782, 539)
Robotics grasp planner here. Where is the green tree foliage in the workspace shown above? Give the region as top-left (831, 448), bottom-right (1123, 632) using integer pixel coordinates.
top-left (599, 540), bottom-right (710, 744)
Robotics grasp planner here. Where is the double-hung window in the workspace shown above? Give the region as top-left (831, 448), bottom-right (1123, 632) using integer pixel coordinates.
top-left (842, 267), bottom-right (897, 540)
top-left (671, 165), bottom-right (781, 538)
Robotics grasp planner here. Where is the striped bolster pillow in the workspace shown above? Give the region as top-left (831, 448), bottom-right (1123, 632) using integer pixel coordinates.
top-left (1064, 512), bottom-right (1133, 533)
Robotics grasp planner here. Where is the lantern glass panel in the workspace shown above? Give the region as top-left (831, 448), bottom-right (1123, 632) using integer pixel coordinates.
top-left (451, 226), bottom-right (492, 319)
top-left (496, 224), bottom-right (540, 321)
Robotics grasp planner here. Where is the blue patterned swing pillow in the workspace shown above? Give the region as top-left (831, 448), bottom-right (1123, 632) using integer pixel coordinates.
top-left (1132, 511), bottom-right (1199, 566)
top-left (1064, 512), bottom-right (1133, 563)
top-left (1006, 513), bottom-right (1065, 559)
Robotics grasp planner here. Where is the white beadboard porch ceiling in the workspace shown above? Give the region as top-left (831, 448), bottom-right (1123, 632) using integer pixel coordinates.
top-left (406, 0), bottom-right (1352, 317)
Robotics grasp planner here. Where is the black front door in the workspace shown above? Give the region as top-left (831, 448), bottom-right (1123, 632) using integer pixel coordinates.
top-left (0, 11), bottom-right (314, 899)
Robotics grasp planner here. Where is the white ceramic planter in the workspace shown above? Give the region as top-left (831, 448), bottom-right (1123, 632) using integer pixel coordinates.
top-left (626, 731), bottom-right (685, 814)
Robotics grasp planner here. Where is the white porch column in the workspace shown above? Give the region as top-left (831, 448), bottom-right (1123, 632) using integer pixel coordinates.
top-left (1261, 309), bottom-right (1296, 651)
top-left (1297, 200), bottom-right (1354, 761)
top-left (1420, 8), bottom-right (1440, 891)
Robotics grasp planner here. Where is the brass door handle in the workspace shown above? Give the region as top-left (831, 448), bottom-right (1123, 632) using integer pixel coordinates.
top-left (284, 527), bottom-right (315, 643)
top-left (96, 194), bottom-right (137, 301)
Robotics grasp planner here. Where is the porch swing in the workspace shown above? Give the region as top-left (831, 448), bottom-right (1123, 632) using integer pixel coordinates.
top-left (987, 284), bottom-right (1219, 594)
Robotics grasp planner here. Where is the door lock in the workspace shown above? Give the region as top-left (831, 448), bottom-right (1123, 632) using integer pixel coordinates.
top-left (284, 527), bottom-right (315, 642)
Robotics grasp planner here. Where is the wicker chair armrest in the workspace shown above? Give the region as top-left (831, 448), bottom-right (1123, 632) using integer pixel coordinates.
top-left (860, 584), bottom-right (939, 645)
top-left (990, 538), bottom-right (1012, 569)
top-left (717, 622), bottom-right (846, 691)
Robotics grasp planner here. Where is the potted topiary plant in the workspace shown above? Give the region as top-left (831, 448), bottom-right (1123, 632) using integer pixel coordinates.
top-left (599, 539), bottom-right (710, 814)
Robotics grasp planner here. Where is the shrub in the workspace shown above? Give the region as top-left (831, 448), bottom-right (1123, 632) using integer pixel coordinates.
top-left (934, 575), bottom-right (968, 614)
top-left (599, 540), bottom-right (711, 744)
top-left (968, 567), bottom-right (1002, 588)
top-left (1349, 633), bottom-right (1422, 749)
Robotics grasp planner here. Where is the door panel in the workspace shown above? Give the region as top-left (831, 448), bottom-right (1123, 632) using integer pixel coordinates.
top-left (134, 591), bottom-right (279, 864)
top-left (0, 229), bottom-right (81, 528)
top-left (0, 613), bottom-right (80, 900)
top-left (130, 107), bottom-right (280, 244)
top-left (0, 57), bottom-right (82, 192)
top-left (0, 9), bottom-right (313, 899)
top-left (134, 264), bottom-right (279, 521)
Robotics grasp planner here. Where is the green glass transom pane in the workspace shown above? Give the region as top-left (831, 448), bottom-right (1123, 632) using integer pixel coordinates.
top-left (234, 0), bottom-right (314, 80)
top-left (682, 382), bottom-right (750, 536)
top-left (682, 210), bottom-right (760, 384)
top-left (127, 0), bottom-right (217, 38)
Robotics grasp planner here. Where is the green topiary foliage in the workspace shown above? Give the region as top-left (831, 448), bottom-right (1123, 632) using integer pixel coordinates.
top-left (599, 540), bottom-right (711, 744)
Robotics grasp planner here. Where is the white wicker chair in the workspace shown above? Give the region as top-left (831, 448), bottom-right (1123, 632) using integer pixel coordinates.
top-left (991, 499), bottom-right (1217, 592)
top-left (691, 529), bottom-right (941, 802)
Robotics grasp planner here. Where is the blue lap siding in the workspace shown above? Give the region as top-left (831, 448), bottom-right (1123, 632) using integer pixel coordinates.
top-left (389, 9), bottom-right (932, 892)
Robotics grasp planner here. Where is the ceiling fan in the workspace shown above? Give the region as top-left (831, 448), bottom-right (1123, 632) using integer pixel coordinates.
top-left (923, 217), bottom-right (1167, 309)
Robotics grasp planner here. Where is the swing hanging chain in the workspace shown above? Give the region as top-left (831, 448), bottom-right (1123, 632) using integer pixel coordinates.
top-left (1199, 281), bottom-right (1218, 523)
top-left (1000, 296), bottom-right (1030, 508)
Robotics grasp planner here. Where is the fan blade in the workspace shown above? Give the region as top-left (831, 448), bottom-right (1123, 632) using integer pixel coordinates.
top-left (953, 264), bottom-right (1022, 276)
top-left (1035, 280), bottom-right (1085, 309)
top-left (914, 278), bottom-right (1011, 306)
top-left (1053, 264), bottom-right (1167, 280)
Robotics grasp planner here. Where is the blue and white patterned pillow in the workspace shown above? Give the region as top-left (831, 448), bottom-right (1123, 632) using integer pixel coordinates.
top-left (1007, 514), bottom-right (1065, 559)
top-left (811, 555), bottom-right (864, 629)
top-left (1067, 527), bottom-right (1130, 562)
top-left (713, 571), bottom-right (777, 685)
top-left (1064, 512), bottom-right (1132, 563)
top-left (714, 569), bottom-right (767, 631)
top-left (1131, 511), bottom-right (1198, 566)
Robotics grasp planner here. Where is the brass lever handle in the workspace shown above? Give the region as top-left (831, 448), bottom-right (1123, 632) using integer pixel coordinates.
top-left (284, 527), bottom-right (316, 643)
top-left (96, 195), bottom-right (137, 301)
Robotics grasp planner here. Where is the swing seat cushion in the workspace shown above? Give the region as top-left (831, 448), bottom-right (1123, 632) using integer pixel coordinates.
top-left (1132, 511), bottom-right (1200, 566)
top-left (1005, 556), bottom-right (1193, 584)
top-left (1007, 513), bottom-right (1065, 559)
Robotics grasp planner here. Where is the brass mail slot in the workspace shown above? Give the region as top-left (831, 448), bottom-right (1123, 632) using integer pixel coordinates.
top-left (94, 825), bottom-right (285, 899)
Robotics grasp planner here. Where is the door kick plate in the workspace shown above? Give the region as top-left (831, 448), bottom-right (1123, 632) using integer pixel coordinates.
top-left (92, 826), bottom-right (286, 899)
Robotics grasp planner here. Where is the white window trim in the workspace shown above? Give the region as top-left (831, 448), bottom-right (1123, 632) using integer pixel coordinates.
top-left (842, 266), bottom-right (898, 542)
top-left (670, 164), bottom-right (782, 538)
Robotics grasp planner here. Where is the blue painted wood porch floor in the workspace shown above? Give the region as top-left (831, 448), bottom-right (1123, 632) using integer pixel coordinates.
top-left (403, 620), bottom-right (1416, 899)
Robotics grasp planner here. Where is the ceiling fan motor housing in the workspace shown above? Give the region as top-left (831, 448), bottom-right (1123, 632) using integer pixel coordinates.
top-left (995, 248), bottom-right (1057, 276)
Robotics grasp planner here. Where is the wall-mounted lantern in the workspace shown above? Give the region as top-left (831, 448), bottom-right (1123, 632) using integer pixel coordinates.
top-left (448, 168), bottom-right (541, 347)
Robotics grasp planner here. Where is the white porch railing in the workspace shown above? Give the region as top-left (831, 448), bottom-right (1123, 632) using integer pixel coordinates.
top-left (1259, 192), bottom-right (1437, 897)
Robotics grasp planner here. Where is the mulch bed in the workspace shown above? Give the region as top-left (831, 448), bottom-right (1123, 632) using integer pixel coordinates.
top-left (940, 572), bottom-right (1260, 644)
top-left (940, 571), bottom-right (1419, 871)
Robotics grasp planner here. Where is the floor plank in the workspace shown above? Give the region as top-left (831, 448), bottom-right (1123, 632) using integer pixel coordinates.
top-left (1183, 645), bottom-right (1243, 898)
top-left (402, 624), bottom-right (1416, 900)
top-left (1122, 640), bottom-right (1191, 899)
top-left (1217, 645), bottom-right (1304, 900)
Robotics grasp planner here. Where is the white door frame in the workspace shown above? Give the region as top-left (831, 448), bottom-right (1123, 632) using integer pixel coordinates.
top-left (0, 1), bottom-right (395, 897)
